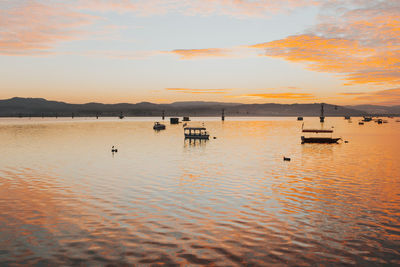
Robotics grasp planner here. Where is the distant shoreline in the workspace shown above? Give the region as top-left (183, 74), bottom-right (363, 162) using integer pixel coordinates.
top-left (1, 115), bottom-right (398, 118)
top-left (1, 97), bottom-right (399, 117)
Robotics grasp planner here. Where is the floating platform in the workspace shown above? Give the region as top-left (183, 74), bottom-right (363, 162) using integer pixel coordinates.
top-left (184, 127), bottom-right (209, 140)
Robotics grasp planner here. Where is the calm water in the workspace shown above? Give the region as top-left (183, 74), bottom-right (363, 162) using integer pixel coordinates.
top-left (0, 117), bottom-right (399, 266)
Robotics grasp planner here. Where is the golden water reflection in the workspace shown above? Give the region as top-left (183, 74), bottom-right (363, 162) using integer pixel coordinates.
top-left (0, 117), bottom-right (399, 265)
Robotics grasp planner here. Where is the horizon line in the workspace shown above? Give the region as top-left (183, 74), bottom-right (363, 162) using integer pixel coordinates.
top-left (1, 96), bottom-right (397, 107)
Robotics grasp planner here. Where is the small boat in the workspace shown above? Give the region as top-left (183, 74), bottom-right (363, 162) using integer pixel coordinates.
top-left (301, 124), bottom-right (341, 144)
top-left (359, 121), bottom-right (364, 125)
top-left (301, 136), bottom-right (341, 144)
top-left (283, 156), bottom-right (291, 161)
top-left (363, 116), bottom-right (372, 122)
top-left (153, 122), bottom-right (166, 130)
top-left (297, 116), bottom-right (303, 121)
top-left (376, 119), bottom-right (383, 124)
top-left (111, 146), bottom-right (118, 153)
top-left (344, 116), bottom-right (351, 120)
top-left (184, 127), bottom-right (209, 140)
top-left (170, 118), bottom-right (179, 124)
top-left (182, 117), bottom-right (191, 121)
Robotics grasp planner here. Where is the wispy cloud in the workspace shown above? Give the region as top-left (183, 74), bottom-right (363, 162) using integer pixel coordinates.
top-left (234, 93), bottom-right (315, 100)
top-left (338, 92), bottom-right (367, 96)
top-left (249, 0), bottom-right (400, 86)
top-left (0, 0), bottom-right (318, 56)
top-left (85, 50), bottom-right (161, 59)
top-left (77, 0), bottom-right (318, 17)
top-left (166, 88), bottom-right (232, 94)
top-left (351, 88), bottom-right (400, 105)
top-left (166, 48), bottom-right (233, 60)
top-left (0, 0), bottom-right (96, 56)
top-left (181, 0), bottom-right (319, 18)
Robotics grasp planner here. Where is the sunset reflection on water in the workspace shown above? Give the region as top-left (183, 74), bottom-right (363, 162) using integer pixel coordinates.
top-left (0, 117), bottom-right (399, 265)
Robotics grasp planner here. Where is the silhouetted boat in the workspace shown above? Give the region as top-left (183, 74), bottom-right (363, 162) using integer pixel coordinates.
top-left (301, 124), bottom-right (341, 144)
top-left (297, 117), bottom-right (303, 121)
top-left (344, 116), bottom-right (351, 120)
top-left (184, 127), bottom-right (209, 140)
top-left (182, 117), bottom-right (190, 121)
top-left (170, 118), bottom-right (179, 124)
top-left (153, 122), bottom-right (166, 130)
top-left (363, 116), bottom-right (372, 122)
top-left (359, 121), bottom-right (364, 125)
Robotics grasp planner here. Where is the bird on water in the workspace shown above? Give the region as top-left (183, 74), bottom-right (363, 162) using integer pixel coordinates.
top-left (111, 146), bottom-right (118, 153)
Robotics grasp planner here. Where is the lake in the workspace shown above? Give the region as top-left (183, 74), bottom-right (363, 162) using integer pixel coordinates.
top-left (0, 117), bottom-right (399, 266)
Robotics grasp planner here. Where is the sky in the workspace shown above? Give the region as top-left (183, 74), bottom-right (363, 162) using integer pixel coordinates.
top-left (0, 0), bottom-right (399, 105)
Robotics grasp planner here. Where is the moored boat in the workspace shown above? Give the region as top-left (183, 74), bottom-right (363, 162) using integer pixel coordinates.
top-left (301, 124), bottom-right (341, 144)
top-left (301, 136), bottom-right (341, 144)
top-left (170, 118), bottom-right (179, 124)
top-left (363, 116), bottom-right (372, 122)
top-left (184, 127), bottom-right (209, 139)
top-left (153, 122), bottom-right (166, 130)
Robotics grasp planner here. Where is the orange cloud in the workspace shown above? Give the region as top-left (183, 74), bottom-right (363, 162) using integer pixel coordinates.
top-left (0, 0), bottom-right (95, 55)
top-left (338, 92), bottom-right (367, 96)
top-left (0, 0), bottom-right (319, 56)
top-left (166, 88), bottom-right (232, 94)
top-left (167, 48), bottom-right (233, 60)
top-left (237, 93), bottom-right (315, 100)
top-left (250, 1), bottom-right (400, 86)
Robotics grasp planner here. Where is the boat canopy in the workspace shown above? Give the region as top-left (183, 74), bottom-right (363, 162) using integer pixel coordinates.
top-left (302, 129), bottom-right (333, 133)
top-left (184, 127), bottom-right (206, 130)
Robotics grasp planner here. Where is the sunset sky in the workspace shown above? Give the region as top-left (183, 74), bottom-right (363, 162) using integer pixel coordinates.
top-left (1, 0), bottom-right (399, 105)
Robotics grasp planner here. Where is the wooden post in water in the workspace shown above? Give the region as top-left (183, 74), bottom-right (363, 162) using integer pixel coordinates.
top-left (320, 103), bottom-right (325, 123)
top-left (222, 109), bottom-right (225, 121)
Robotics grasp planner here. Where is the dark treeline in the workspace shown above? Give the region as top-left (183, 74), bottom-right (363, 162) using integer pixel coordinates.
top-left (0, 97), bottom-right (392, 117)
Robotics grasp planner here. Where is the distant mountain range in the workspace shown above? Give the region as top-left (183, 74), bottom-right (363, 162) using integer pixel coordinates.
top-left (345, 105), bottom-right (400, 115)
top-left (0, 97), bottom-right (397, 117)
